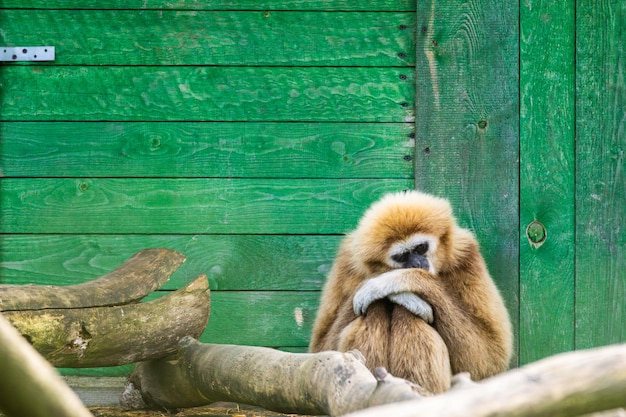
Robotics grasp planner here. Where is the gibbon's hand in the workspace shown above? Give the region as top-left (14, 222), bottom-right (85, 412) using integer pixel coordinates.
top-left (353, 270), bottom-right (433, 323)
top-left (388, 292), bottom-right (434, 324)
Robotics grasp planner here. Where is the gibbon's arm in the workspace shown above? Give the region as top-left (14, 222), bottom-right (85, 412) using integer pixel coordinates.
top-left (387, 292), bottom-right (434, 324)
top-left (353, 275), bottom-right (434, 323)
top-left (353, 267), bottom-right (512, 377)
top-left (309, 268), bottom-right (354, 351)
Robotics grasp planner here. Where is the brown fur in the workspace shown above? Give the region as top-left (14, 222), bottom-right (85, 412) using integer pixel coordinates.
top-left (309, 191), bottom-right (512, 394)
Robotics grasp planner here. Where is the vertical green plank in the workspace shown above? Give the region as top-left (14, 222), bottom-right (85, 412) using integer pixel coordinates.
top-left (415, 0), bottom-right (520, 362)
top-left (519, 0), bottom-right (576, 364)
top-left (576, 0), bottom-right (626, 349)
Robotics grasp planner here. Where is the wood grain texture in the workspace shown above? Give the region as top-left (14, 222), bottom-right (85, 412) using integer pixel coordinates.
top-left (414, 0), bottom-right (520, 359)
top-left (0, 66), bottom-right (415, 122)
top-left (200, 291), bottom-right (319, 347)
top-left (0, 122), bottom-right (414, 179)
top-left (0, 178), bottom-right (412, 234)
top-left (519, 0), bottom-right (576, 364)
top-left (0, 234), bottom-right (341, 291)
top-left (4, 0), bottom-right (414, 10)
top-left (0, 10), bottom-right (415, 67)
top-left (575, 0), bottom-right (626, 349)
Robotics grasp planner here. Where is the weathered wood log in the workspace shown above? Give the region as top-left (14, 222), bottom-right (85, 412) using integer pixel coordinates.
top-left (121, 337), bottom-right (424, 416)
top-left (0, 313), bottom-right (93, 417)
top-left (3, 275), bottom-right (210, 368)
top-left (0, 248), bottom-right (185, 311)
top-left (123, 341), bottom-right (626, 417)
top-left (342, 344), bottom-right (626, 417)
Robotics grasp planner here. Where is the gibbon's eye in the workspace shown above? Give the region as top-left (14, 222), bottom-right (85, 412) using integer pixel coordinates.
top-left (414, 242), bottom-right (429, 256)
top-left (391, 251), bottom-right (410, 264)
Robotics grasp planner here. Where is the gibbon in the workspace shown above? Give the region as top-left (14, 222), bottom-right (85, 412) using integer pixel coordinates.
top-left (309, 190), bottom-right (512, 394)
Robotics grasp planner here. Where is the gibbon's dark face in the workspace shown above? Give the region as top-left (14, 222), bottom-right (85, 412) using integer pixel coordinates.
top-left (387, 233), bottom-right (439, 273)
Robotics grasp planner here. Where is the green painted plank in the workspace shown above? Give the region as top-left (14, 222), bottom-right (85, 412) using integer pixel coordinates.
top-left (200, 291), bottom-right (319, 347)
top-left (3, 0), bottom-right (414, 10)
top-left (575, 0), bottom-right (626, 349)
top-left (414, 0), bottom-right (520, 361)
top-left (0, 234), bottom-right (341, 291)
top-left (0, 67), bottom-right (415, 122)
top-left (0, 10), bottom-right (415, 67)
top-left (0, 122), bottom-right (415, 179)
top-left (519, 0), bottom-right (576, 364)
top-left (0, 178), bottom-right (413, 234)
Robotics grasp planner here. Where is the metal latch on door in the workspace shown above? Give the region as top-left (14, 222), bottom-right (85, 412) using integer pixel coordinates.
top-left (0, 46), bottom-right (55, 62)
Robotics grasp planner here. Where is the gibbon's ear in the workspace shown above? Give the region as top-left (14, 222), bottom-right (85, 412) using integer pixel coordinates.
top-left (440, 225), bottom-right (485, 276)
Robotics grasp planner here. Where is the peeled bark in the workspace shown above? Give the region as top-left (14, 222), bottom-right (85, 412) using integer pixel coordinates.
top-left (3, 275), bottom-right (210, 367)
top-left (0, 248), bottom-right (186, 311)
top-left (0, 313), bottom-right (93, 417)
top-left (121, 337), bottom-right (424, 416)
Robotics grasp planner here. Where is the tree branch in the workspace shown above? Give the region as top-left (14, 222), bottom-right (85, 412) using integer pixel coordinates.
top-left (123, 341), bottom-right (626, 417)
top-left (0, 313), bottom-right (93, 417)
top-left (0, 248), bottom-right (186, 311)
top-left (342, 344), bottom-right (626, 417)
top-left (3, 275), bottom-right (210, 367)
top-left (121, 337), bottom-right (424, 416)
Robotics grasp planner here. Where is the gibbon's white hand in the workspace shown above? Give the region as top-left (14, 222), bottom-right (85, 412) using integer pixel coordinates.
top-left (353, 270), bottom-right (434, 323)
top-left (388, 292), bottom-right (434, 324)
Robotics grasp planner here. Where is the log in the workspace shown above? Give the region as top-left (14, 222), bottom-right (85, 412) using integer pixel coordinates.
top-left (342, 344), bottom-right (626, 417)
top-left (0, 313), bottom-right (93, 417)
top-left (123, 341), bottom-right (626, 417)
top-left (121, 337), bottom-right (424, 416)
top-left (0, 248), bottom-right (186, 311)
top-left (3, 275), bottom-right (210, 367)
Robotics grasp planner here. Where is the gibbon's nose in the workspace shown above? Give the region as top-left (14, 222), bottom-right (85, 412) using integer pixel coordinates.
top-left (407, 253), bottom-right (430, 270)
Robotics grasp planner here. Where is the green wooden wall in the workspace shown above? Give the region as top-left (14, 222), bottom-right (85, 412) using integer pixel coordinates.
top-left (1, 0), bottom-right (624, 378)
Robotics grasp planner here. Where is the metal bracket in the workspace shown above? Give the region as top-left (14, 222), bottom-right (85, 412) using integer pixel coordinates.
top-left (0, 46), bottom-right (55, 62)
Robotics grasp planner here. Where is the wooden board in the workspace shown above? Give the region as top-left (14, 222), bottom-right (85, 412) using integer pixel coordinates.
top-left (519, 0), bottom-right (576, 364)
top-left (0, 234), bottom-right (341, 290)
top-left (414, 0), bottom-right (520, 361)
top-left (0, 122), bottom-right (414, 178)
top-left (2, 0), bottom-right (415, 10)
top-left (0, 10), bottom-right (415, 66)
top-left (0, 66), bottom-right (415, 122)
top-left (0, 178), bottom-right (412, 234)
top-left (575, 0), bottom-right (626, 349)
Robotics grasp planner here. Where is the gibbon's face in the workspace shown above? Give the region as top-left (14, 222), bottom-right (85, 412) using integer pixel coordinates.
top-left (349, 191), bottom-right (456, 276)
